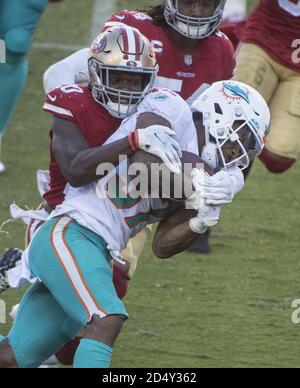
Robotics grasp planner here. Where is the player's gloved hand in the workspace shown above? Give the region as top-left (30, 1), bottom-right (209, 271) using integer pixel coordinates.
top-left (189, 205), bottom-right (221, 234)
top-left (203, 167), bottom-right (244, 205)
top-left (185, 169), bottom-right (207, 211)
top-left (187, 166), bottom-right (244, 208)
top-left (129, 125), bottom-right (182, 174)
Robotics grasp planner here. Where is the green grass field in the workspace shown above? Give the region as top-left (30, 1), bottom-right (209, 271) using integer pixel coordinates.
top-left (1, 0), bottom-right (300, 368)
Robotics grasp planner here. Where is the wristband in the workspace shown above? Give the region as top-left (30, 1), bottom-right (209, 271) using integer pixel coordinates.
top-left (128, 132), bottom-right (138, 152)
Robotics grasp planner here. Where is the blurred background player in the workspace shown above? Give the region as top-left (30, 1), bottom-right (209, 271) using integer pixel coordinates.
top-left (44, 1), bottom-right (235, 105)
top-left (215, 2), bottom-right (300, 306)
top-left (232, 0), bottom-right (300, 174)
top-left (0, 0), bottom-right (63, 174)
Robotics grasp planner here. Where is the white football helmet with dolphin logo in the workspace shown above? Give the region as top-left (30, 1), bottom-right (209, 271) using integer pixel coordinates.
top-left (192, 80), bottom-right (271, 171)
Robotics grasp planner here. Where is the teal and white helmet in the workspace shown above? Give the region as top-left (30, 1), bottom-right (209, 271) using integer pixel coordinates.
top-left (164, 0), bottom-right (226, 39)
top-left (192, 81), bottom-right (271, 171)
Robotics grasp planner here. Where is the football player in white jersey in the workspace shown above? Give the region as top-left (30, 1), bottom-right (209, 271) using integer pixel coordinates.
top-left (38, 1), bottom-right (237, 295)
top-left (0, 80), bottom-right (270, 368)
top-left (0, 25), bottom-right (244, 366)
top-left (0, 0), bottom-right (244, 302)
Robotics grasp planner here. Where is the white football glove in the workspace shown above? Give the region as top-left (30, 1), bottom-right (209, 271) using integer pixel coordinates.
top-left (185, 169), bottom-right (208, 211)
top-left (204, 167), bottom-right (245, 205)
top-left (189, 205), bottom-right (221, 234)
top-left (132, 125), bottom-right (182, 175)
top-left (187, 166), bottom-right (244, 209)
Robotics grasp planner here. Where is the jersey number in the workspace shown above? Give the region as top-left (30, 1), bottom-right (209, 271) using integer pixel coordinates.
top-left (292, 40), bottom-right (300, 64)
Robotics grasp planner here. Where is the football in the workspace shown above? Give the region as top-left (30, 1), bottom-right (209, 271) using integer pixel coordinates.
top-left (181, 151), bottom-right (213, 177)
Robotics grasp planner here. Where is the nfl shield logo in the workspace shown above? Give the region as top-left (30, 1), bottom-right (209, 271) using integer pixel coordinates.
top-left (184, 55), bottom-right (193, 66)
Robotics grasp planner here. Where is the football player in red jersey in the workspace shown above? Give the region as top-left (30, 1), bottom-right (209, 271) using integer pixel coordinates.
top-left (0, 2), bottom-right (241, 323)
top-left (0, 25), bottom-right (191, 368)
top-left (230, 0), bottom-right (300, 174)
top-left (0, 0), bottom-right (238, 298)
top-left (41, 1), bottom-right (237, 279)
top-left (45, 1), bottom-right (235, 107)
top-left (1, 26), bottom-right (180, 290)
top-left (0, 79), bottom-right (270, 368)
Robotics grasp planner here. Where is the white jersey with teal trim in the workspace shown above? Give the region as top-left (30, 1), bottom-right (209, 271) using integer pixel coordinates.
top-left (50, 89), bottom-right (197, 254)
top-left (51, 178), bottom-right (177, 254)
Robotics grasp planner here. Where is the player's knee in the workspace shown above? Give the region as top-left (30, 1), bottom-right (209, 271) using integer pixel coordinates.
top-left (85, 314), bottom-right (124, 347)
top-left (4, 28), bottom-right (31, 57)
top-left (259, 149), bottom-right (295, 173)
top-left (0, 339), bottom-right (18, 368)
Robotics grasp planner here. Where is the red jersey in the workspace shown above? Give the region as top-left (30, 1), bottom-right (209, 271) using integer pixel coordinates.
top-left (220, 20), bottom-right (246, 51)
top-left (105, 10), bottom-right (236, 104)
top-left (239, 0), bottom-right (300, 72)
top-left (43, 85), bottom-right (121, 207)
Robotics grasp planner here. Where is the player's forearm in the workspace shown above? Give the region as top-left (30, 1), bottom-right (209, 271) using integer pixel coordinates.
top-left (153, 221), bottom-right (199, 259)
top-left (67, 137), bottom-right (134, 187)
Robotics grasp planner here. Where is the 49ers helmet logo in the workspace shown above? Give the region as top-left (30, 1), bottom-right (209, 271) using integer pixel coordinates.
top-left (91, 36), bottom-right (107, 54)
top-left (126, 61), bottom-right (138, 67)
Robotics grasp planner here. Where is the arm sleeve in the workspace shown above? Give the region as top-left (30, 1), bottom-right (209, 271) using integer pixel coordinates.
top-left (104, 90), bottom-right (199, 155)
top-left (103, 115), bottom-right (138, 145)
top-left (137, 90), bottom-right (199, 155)
top-left (43, 48), bottom-right (90, 94)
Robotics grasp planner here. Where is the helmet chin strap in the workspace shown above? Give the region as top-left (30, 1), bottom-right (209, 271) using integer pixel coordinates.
top-left (201, 143), bottom-right (219, 171)
top-left (198, 117), bottom-right (219, 170)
